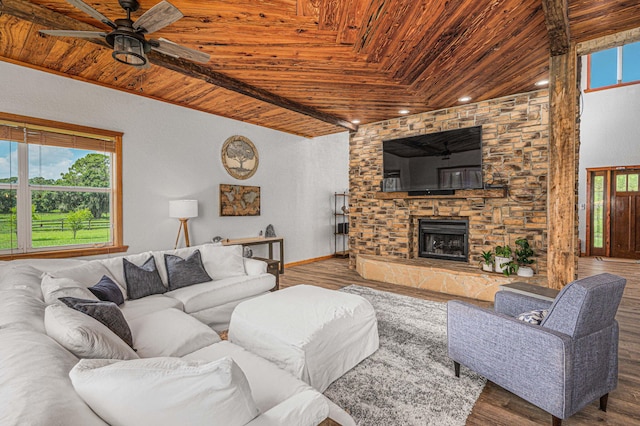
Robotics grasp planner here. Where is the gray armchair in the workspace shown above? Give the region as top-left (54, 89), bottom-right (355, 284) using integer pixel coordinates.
top-left (447, 273), bottom-right (626, 425)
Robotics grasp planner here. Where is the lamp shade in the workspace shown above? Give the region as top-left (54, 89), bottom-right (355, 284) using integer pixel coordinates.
top-left (169, 200), bottom-right (198, 219)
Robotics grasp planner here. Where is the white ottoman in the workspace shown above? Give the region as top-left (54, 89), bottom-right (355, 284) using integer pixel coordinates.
top-left (228, 284), bottom-right (379, 392)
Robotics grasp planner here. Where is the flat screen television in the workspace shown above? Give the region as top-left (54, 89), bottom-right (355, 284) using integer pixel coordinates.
top-left (382, 126), bottom-right (483, 192)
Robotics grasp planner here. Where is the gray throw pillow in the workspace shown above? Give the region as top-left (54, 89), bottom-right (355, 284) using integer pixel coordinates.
top-left (123, 256), bottom-right (166, 300)
top-left (165, 249), bottom-right (213, 291)
top-left (59, 297), bottom-right (134, 348)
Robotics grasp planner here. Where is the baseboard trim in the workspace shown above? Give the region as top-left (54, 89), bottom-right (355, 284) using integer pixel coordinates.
top-left (285, 254), bottom-right (335, 268)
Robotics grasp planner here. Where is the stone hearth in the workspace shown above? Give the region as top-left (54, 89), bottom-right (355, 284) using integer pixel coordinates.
top-left (356, 255), bottom-right (547, 301)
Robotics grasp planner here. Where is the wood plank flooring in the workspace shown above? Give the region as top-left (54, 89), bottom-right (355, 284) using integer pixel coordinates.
top-left (280, 257), bottom-right (640, 425)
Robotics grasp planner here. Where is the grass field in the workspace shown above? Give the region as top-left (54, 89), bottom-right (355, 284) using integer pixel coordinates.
top-left (0, 212), bottom-right (110, 250)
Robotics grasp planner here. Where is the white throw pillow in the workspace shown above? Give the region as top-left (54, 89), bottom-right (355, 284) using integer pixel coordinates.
top-left (128, 308), bottom-right (221, 357)
top-left (41, 273), bottom-right (98, 305)
top-left (52, 261), bottom-right (116, 287)
top-left (200, 244), bottom-right (246, 280)
top-left (44, 303), bottom-right (138, 360)
top-left (69, 357), bottom-right (260, 426)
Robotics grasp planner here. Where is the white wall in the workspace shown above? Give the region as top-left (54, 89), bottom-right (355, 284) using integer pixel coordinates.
top-left (0, 61), bottom-right (349, 263)
top-left (578, 60), bottom-right (640, 251)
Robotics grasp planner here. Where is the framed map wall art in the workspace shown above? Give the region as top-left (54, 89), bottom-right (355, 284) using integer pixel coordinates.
top-left (219, 184), bottom-right (260, 216)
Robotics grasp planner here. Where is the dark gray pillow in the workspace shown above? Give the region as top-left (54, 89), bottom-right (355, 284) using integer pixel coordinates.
top-left (165, 249), bottom-right (213, 291)
top-left (88, 275), bottom-right (124, 305)
top-left (123, 256), bottom-right (166, 300)
top-left (58, 297), bottom-right (134, 348)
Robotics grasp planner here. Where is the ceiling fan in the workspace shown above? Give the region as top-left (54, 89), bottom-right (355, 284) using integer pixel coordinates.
top-left (40, 0), bottom-right (210, 67)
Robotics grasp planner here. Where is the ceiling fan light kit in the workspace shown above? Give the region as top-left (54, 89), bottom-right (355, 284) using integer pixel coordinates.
top-left (107, 19), bottom-right (150, 66)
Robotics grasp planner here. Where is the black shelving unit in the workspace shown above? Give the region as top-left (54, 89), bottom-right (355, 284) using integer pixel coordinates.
top-left (334, 192), bottom-right (349, 257)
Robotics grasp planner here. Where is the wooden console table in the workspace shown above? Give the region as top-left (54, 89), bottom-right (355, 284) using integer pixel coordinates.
top-left (223, 237), bottom-right (284, 274)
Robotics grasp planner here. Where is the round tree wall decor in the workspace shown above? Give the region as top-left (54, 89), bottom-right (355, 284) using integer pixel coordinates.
top-left (221, 135), bottom-right (259, 180)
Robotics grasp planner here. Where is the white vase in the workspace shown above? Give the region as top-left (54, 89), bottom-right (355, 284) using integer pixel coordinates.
top-left (517, 266), bottom-right (534, 277)
top-left (482, 263), bottom-right (493, 272)
top-left (494, 256), bottom-right (512, 273)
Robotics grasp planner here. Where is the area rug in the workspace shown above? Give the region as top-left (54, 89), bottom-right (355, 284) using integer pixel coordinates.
top-left (324, 285), bottom-right (485, 426)
top-left (595, 256), bottom-right (640, 264)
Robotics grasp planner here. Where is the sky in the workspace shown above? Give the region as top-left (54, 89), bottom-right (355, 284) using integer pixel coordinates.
top-left (590, 41), bottom-right (640, 89)
top-left (0, 141), bottom-right (93, 181)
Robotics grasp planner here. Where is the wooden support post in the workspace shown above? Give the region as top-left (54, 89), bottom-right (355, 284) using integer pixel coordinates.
top-left (547, 49), bottom-right (579, 289)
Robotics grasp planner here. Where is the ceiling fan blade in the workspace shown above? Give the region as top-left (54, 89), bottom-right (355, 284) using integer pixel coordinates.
top-left (133, 1), bottom-right (183, 34)
top-left (151, 38), bottom-right (210, 64)
top-left (65, 0), bottom-right (116, 28)
top-left (40, 30), bottom-right (107, 39)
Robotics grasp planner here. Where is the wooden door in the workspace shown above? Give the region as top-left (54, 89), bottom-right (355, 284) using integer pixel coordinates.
top-left (611, 169), bottom-right (640, 258)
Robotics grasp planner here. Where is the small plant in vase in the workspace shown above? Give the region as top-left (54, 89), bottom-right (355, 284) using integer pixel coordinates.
top-left (479, 250), bottom-right (494, 272)
top-left (494, 245), bottom-right (513, 274)
top-left (515, 237), bottom-right (535, 277)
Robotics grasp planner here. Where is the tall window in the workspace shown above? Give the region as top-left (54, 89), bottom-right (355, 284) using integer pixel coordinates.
top-left (0, 113), bottom-right (125, 259)
top-left (587, 41), bottom-right (640, 91)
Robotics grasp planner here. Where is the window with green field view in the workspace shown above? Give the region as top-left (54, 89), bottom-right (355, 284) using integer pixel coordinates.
top-left (0, 115), bottom-right (122, 256)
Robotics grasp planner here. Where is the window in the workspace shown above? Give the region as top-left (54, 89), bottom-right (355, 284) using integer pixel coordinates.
top-left (587, 41), bottom-right (640, 91)
top-left (0, 113), bottom-right (125, 259)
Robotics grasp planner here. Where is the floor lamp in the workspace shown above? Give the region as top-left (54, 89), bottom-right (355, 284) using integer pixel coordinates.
top-left (170, 200), bottom-right (198, 249)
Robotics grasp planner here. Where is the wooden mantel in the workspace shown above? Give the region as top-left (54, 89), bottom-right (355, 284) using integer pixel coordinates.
top-left (374, 188), bottom-right (507, 200)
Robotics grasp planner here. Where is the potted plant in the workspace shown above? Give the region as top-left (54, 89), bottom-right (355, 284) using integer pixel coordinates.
top-left (494, 245), bottom-right (513, 274)
top-left (515, 237), bottom-right (535, 277)
top-left (479, 250), bottom-right (494, 272)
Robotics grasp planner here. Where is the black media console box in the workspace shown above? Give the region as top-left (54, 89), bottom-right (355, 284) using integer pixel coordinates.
top-left (407, 189), bottom-right (455, 196)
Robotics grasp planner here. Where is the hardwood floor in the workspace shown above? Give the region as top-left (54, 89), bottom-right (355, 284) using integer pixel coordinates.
top-left (280, 257), bottom-right (640, 425)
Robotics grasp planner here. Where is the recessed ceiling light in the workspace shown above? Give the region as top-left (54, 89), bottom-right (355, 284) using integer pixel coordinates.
top-left (351, 119), bottom-right (361, 124)
top-left (458, 96), bottom-right (472, 102)
top-left (535, 79), bottom-right (549, 86)
top-left (398, 109), bottom-right (410, 114)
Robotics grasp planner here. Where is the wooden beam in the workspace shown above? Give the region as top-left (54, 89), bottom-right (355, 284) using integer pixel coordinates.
top-left (541, 0), bottom-right (570, 56)
top-left (0, 0), bottom-right (357, 132)
top-left (547, 47), bottom-right (579, 289)
top-left (577, 27), bottom-right (640, 56)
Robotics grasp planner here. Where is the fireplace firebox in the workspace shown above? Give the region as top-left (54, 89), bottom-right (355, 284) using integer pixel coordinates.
top-left (418, 219), bottom-right (468, 262)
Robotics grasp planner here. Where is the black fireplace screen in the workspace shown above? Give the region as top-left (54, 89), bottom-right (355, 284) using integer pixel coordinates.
top-left (419, 219), bottom-right (468, 262)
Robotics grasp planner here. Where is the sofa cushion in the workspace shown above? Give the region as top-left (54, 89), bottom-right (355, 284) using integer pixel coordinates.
top-left (52, 261), bottom-right (119, 289)
top-left (0, 329), bottom-right (107, 426)
top-left (69, 357), bottom-right (259, 426)
top-left (123, 256), bottom-right (166, 300)
top-left (0, 290), bottom-right (46, 332)
top-left (128, 308), bottom-right (221, 357)
top-left (59, 297), bottom-right (133, 348)
top-left (119, 294), bottom-right (184, 321)
top-left (44, 303), bottom-right (138, 360)
top-left (200, 244), bottom-right (246, 280)
top-left (185, 341), bottom-right (324, 417)
top-left (0, 264), bottom-right (46, 297)
top-left (88, 275), bottom-right (125, 305)
top-left (41, 273), bottom-right (98, 305)
top-left (165, 274), bottom-right (275, 314)
top-left (165, 249), bottom-right (212, 291)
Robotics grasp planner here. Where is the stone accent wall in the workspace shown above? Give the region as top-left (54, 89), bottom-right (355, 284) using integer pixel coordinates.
top-left (349, 90), bottom-right (550, 276)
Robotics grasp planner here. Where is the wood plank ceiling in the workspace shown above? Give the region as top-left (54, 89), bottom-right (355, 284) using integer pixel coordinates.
top-left (1, 0), bottom-right (639, 138)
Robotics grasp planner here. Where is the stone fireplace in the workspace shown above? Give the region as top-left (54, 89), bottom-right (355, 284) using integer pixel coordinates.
top-left (348, 90), bottom-right (550, 299)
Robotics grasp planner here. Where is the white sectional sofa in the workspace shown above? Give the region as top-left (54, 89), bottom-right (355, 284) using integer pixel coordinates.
top-left (0, 244), bottom-right (355, 426)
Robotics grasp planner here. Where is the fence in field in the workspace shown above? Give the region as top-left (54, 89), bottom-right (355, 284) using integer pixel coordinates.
top-left (0, 218), bottom-right (110, 233)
